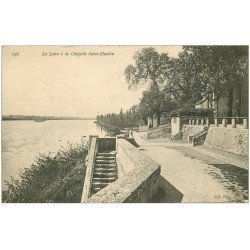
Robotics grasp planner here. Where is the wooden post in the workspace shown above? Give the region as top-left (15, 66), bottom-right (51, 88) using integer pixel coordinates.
top-left (201, 119), bottom-right (204, 126)
top-left (189, 119), bottom-right (192, 125)
top-left (196, 119), bottom-right (199, 125)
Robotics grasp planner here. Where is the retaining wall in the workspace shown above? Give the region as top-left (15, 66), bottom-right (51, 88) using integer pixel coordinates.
top-left (204, 127), bottom-right (248, 155)
top-left (87, 139), bottom-right (161, 203)
top-left (182, 125), bottom-right (207, 142)
top-left (97, 137), bottom-right (116, 152)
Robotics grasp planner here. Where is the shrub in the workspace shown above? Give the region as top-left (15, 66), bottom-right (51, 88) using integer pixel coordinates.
top-left (2, 143), bottom-right (88, 203)
top-left (169, 107), bottom-right (213, 117)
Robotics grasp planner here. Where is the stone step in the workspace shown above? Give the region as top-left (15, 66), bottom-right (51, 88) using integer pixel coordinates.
top-left (93, 177), bottom-right (117, 182)
top-left (91, 187), bottom-right (102, 194)
top-left (94, 168), bottom-right (117, 172)
top-left (93, 172), bottom-right (117, 178)
top-left (94, 170), bottom-right (117, 175)
top-left (96, 158), bottom-right (114, 161)
top-left (95, 159), bottom-right (116, 163)
top-left (97, 153), bottom-right (116, 157)
top-left (96, 156), bottom-right (116, 160)
top-left (95, 163), bottom-right (117, 168)
top-left (92, 182), bottom-right (110, 187)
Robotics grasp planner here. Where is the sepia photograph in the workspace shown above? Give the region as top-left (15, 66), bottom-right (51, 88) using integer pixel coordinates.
top-left (1, 45), bottom-right (249, 203)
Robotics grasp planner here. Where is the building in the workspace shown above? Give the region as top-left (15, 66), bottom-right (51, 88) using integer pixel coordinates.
top-left (195, 80), bottom-right (248, 118)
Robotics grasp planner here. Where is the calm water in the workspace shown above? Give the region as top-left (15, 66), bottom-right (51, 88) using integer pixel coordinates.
top-left (1, 120), bottom-right (104, 189)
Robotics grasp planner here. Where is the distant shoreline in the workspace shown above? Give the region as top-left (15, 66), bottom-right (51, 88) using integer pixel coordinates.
top-left (2, 115), bottom-right (96, 121)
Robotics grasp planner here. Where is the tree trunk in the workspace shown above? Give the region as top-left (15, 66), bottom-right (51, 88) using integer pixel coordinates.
top-left (156, 113), bottom-right (161, 127)
top-left (235, 83), bottom-right (242, 116)
top-left (227, 87), bottom-right (234, 118)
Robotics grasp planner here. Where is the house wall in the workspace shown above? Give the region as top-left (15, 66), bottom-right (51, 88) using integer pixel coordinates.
top-left (217, 97), bottom-right (228, 117)
top-left (195, 100), bottom-right (209, 109)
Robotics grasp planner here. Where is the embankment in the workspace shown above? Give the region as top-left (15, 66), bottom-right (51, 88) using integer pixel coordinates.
top-left (2, 143), bottom-right (88, 203)
top-left (204, 127), bottom-right (248, 156)
top-left (182, 125), bottom-right (208, 142)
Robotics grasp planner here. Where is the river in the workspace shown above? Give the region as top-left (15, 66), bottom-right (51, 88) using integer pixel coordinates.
top-left (1, 120), bottom-right (104, 189)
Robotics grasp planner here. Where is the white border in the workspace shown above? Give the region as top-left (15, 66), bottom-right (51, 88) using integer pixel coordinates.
top-left (1, 1), bottom-right (250, 250)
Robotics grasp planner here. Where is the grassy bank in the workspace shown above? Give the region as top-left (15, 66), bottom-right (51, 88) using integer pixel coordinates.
top-left (2, 143), bottom-right (88, 203)
top-left (97, 122), bottom-right (122, 136)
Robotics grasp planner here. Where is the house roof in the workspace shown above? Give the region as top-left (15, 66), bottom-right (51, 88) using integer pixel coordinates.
top-left (195, 98), bottom-right (207, 105)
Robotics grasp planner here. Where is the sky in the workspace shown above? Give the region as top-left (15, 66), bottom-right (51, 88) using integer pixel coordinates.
top-left (2, 45), bottom-right (182, 117)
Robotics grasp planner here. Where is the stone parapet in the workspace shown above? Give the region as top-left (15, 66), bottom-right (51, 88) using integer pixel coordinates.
top-left (87, 139), bottom-right (161, 203)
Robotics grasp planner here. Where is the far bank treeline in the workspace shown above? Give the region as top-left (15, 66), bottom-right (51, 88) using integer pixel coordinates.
top-left (97, 46), bottom-right (248, 128)
top-left (2, 115), bottom-right (96, 121)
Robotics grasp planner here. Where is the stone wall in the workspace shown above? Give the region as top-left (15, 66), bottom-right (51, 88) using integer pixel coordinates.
top-left (204, 127), bottom-right (248, 155)
top-left (97, 137), bottom-right (116, 152)
top-left (182, 125), bottom-right (207, 142)
top-left (81, 135), bottom-right (98, 202)
top-left (87, 139), bottom-right (161, 203)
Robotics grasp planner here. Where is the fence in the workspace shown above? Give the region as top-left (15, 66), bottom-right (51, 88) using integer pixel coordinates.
top-left (172, 116), bottom-right (248, 129)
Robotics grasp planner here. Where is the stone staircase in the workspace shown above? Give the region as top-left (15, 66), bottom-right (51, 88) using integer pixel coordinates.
top-left (91, 152), bottom-right (118, 195)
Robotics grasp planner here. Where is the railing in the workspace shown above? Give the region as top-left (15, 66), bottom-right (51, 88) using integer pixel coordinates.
top-left (172, 116), bottom-right (210, 126)
top-left (187, 117), bottom-right (210, 126)
top-left (172, 116), bottom-right (248, 129)
top-left (213, 117), bottom-right (248, 128)
top-left (81, 135), bottom-right (98, 203)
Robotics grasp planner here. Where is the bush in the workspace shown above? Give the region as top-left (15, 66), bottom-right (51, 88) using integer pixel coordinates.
top-left (169, 107), bottom-right (213, 117)
top-left (2, 143), bottom-right (88, 203)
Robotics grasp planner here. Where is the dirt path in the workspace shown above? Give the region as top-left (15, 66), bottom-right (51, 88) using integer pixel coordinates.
top-left (134, 132), bottom-right (248, 203)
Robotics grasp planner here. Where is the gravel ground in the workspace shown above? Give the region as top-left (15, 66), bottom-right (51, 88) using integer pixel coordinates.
top-left (134, 132), bottom-right (248, 203)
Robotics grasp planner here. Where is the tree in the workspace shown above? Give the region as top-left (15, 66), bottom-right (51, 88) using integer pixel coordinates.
top-left (167, 52), bottom-right (204, 107)
top-left (124, 47), bottom-right (171, 125)
top-left (180, 46), bottom-right (248, 116)
top-left (139, 86), bottom-right (175, 126)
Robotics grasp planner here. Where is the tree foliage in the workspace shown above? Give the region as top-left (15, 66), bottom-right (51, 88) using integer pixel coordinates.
top-left (98, 46), bottom-right (248, 128)
top-left (124, 47), bottom-right (171, 89)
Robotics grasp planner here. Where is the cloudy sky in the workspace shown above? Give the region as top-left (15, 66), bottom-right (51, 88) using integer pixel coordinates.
top-left (2, 45), bottom-right (182, 117)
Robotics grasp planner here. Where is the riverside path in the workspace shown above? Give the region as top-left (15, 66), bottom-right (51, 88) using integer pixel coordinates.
top-left (133, 132), bottom-right (248, 203)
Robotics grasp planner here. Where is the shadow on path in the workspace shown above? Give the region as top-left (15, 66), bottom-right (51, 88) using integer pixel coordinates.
top-left (206, 164), bottom-right (248, 201)
top-left (150, 175), bottom-right (183, 203)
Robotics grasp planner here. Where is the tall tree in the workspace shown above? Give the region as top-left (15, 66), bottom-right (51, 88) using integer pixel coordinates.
top-left (181, 46), bottom-right (248, 116)
top-left (124, 47), bottom-right (171, 125)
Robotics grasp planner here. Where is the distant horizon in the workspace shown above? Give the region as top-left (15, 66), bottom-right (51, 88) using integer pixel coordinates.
top-left (2, 114), bottom-right (96, 118)
top-left (2, 114), bottom-right (97, 120)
